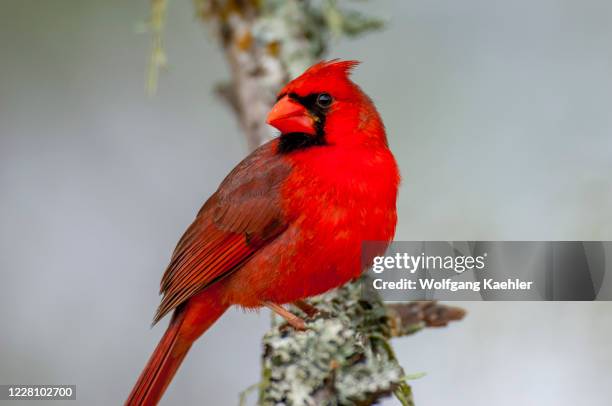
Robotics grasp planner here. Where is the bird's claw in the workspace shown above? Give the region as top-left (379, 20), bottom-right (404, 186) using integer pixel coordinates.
top-left (292, 300), bottom-right (322, 319)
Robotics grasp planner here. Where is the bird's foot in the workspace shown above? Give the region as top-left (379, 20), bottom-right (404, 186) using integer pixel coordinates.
top-left (292, 300), bottom-right (321, 319)
top-left (264, 301), bottom-right (306, 331)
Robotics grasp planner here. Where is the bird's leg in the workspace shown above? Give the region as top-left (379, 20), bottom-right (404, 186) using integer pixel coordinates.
top-left (264, 301), bottom-right (306, 330)
top-left (293, 300), bottom-right (320, 318)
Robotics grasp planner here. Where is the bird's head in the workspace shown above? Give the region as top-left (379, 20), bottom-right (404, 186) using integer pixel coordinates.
top-left (267, 60), bottom-right (387, 152)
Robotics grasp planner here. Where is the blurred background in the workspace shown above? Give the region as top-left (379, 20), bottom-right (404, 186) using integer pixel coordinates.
top-left (1, 0), bottom-right (612, 405)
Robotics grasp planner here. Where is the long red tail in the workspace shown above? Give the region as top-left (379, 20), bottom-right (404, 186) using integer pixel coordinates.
top-left (125, 289), bottom-right (228, 406)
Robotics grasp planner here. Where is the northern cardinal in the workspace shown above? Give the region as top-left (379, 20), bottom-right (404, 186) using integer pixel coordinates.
top-left (126, 60), bottom-right (399, 405)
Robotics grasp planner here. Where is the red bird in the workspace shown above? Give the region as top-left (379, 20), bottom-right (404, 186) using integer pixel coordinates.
top-left (126, 60), bottom-right (400, 405)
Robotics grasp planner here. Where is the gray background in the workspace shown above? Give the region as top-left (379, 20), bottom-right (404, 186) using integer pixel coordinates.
top-left (1, 1), bottom-right (611, 405)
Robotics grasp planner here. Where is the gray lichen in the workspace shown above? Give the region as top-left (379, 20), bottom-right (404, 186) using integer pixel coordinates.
top-left (257, 278), bottom-right (412, 406)
top-left (253, 0), bottom-right (385, 78)
top-left (253, 279), bottom-right (466, 406)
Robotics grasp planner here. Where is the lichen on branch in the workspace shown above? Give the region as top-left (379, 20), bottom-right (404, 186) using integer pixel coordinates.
top-left (252, 277), bottom-right (464, 406)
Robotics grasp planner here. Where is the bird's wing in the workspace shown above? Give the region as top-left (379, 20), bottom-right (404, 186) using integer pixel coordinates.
top-left (153, 142), bottom-right (290, 323)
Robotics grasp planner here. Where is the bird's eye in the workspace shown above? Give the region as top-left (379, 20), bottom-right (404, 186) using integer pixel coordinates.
top-left (316, 93), bottom-right (333, 108)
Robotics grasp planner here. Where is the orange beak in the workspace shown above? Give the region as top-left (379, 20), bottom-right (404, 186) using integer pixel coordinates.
top-left (266, 96), bottom-right (316, 135)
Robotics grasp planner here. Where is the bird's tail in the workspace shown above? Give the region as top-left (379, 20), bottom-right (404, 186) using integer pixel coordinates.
top-left (125, 288), bottom-right (228, 406)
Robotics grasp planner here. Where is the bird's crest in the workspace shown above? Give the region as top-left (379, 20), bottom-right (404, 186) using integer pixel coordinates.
top-left (302, 59), bottom-right (360, 79)
top-left (278, 59), bottom-right (361, 99)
